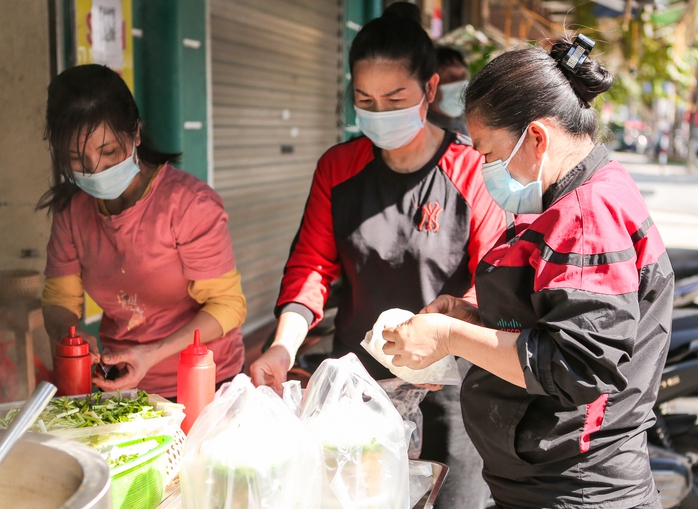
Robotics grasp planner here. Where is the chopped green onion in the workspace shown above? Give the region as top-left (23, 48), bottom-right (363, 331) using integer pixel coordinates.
top-left (55, 408), bottom-right (80, 419)
top-left (0, 390), bottom-right (162, 433)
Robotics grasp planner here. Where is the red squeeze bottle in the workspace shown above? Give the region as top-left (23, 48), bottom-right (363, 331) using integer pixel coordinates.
top-left (178, 330), bottom-right (216, 434)
top-left (53, 326), bottom-right (92, 396)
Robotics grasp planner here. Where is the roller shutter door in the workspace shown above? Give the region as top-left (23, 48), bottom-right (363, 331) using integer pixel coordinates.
top-left (210, 0), bottom-right (343, 331)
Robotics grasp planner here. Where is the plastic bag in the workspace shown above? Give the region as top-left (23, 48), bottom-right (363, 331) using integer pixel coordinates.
top-left (301, 353), bottom-right (410, 509)
top-left (361, 308), bottom-right (462, 385)
top-left (378, 379), bottom-right (429, 459)
top-left (282, 379), bottom-right (302, 417)
top-left (409, 461), bottom-right (433, 509)
top-left (180, 374), bottom-right (322, 509)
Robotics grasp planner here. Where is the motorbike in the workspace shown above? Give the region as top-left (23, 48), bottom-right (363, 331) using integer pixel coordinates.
top-left (649, 249), bottom-right (698, 508)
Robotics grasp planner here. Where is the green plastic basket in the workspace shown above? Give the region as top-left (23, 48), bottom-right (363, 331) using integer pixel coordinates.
top-left (109, 435), bottom-right (174, 509)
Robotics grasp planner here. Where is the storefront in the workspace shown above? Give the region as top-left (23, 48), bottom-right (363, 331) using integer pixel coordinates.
top-left (2, 0), bottom-right (384, 336)
top-left (209, 0), bottom-right (344, 331)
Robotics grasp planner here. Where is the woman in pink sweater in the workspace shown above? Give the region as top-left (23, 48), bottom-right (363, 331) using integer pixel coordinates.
top-left (39, 64), bottom-right (246, 398)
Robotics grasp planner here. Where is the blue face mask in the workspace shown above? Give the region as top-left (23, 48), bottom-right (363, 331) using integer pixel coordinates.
top-left (437, 80), bottom-right (468, 118)
top-left (481, 126), bottom-right (546, 214)
top-left (72, 142), bottom-right (141, 200)
top-left (354, 96), bottom-right (426, 150)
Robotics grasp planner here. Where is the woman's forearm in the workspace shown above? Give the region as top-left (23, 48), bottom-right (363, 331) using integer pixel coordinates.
top-left (270, 311), bottom-right (310, 365)
top-left (142, 310), bottom-right (223, 362)
top-left (447, 320), bottom-right (526, 388)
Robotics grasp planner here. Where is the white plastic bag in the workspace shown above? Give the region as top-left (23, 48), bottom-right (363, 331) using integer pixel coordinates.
top-left (180, 374), bottom-right (322, 509)
top-left (409, 461), bottom-right (434, 508)
top-left (378, 379), bottom-right (429, 459)
top-left (282, 379), bottom-right (302, 417)
top-left (301, 353), bottom-right (410, 509)
top-left (361, 308), bottom-right (462, 385)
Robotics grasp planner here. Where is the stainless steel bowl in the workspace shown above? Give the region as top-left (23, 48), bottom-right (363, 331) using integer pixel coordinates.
top-left (0, 429), bottom-right (112, 509)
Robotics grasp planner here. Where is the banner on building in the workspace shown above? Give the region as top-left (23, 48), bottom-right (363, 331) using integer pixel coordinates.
top-left (74, 0), bottom-right (134, 91)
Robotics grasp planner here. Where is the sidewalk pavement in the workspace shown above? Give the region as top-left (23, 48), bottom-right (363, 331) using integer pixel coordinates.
top-left (613, 151), bottom-right (698, 250)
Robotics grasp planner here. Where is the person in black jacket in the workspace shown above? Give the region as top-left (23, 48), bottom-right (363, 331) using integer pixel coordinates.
top-left (250, 7), bottom-right (503, 509)
top-left (384, 36), bottom-right (673, 509)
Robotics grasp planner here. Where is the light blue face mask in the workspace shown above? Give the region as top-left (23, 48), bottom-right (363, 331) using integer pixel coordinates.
top-left (437, 80), bottom-right (468, 118)
top-left (481, 126), bottom-right (546, 214)
top-left (72, 141), bottom-right (141, 200)
top-left (354, 96), bottom-right (426, 150)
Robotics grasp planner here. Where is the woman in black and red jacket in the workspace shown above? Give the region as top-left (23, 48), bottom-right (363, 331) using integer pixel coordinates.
top-left (250, 8), bottom-right (504, 509)
top-left (384, 37), bottom-right (673, 509)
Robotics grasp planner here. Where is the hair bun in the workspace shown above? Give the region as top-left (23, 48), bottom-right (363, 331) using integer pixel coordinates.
top-left (550, 39), bottom-right (613, 104)
top-left (382, 1), bottom-right (422, 24)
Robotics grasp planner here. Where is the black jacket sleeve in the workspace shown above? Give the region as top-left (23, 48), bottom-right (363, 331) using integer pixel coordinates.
top-left (518, 289), bottom-right (638, 407)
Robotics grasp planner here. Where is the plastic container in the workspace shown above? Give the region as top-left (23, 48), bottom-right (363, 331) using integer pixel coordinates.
top-left (0, 391), bottom-right (186, 502)
top-left (0, 390), bottom-right (185, 448)
top-left (53, 326), bottom-right (92, 396)
top-left (177, 330), bottom-right (216, 434)
top-left (108, 435), bottom-right (174, 509)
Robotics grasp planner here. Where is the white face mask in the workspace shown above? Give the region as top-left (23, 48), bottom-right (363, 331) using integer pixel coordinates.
top-left (354, 96), bottom-right (426, 150)
top-left (72, 141), bottom-right (141, 200)
top-left (481, 126), bottom-right (547, 214)
top-left (437, 80), bottom-right (468, 118)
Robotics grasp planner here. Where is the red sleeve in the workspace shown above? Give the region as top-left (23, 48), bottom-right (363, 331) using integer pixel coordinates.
top-left (45, 205), bottom-right (81, 278)
top-left (442, 144), bottom-right (507, 305)
top-left (275, 149), bottom-right (349, 327)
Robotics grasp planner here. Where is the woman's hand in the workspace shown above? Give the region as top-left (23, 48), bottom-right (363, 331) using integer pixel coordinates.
top-left (421, 295), bottom-right (482, 325)
top-left (250, 311), bottom-right (308, 395)
top-left (75, 328), bottom-right (101, 365)
top-left (43, 306), bottom-right (101, 364)
top-left (382, 313), bottom-right (453, 370)
top-left (92, 343), bottom-right (159, 391)
top-left (250, 345), bottom-right (293, 396)
top-left (413, 383), bottom-right (444, 391)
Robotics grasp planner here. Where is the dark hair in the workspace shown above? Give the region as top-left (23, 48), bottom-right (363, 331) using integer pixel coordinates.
top-left (464, 39), bottom-right (613, 139)
top-left (383, 2), bottom-right (422, 24)
top-left (38, 64), bottom-right (180, 213)
top-left (348, 7), bottom-right (436, 92)
top-left (436, 47), bottom-right (467, 70)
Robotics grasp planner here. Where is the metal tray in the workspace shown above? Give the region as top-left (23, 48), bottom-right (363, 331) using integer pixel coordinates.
top-left (157, 459), bottom-right (449, 509)
top-left (414, 460), bottom-right (449, 509)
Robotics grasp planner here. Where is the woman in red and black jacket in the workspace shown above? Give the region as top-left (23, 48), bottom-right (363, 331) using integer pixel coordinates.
top-left (384, 37), bottom-right (673, 509)
top-left (250, 8), bottom-right (504, 509)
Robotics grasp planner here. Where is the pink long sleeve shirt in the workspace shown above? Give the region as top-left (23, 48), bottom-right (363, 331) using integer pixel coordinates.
top-left (45, 164), bottom-right (244, 397)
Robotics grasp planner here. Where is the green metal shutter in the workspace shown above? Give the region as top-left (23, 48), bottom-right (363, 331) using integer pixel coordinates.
top-left (210, 0), bottom-right (343, 332)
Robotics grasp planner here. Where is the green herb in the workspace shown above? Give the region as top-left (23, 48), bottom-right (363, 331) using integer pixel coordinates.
top-left (106, 453), bottom-right (139, 468)
top-left (0, 390), bottom-right (163, 433)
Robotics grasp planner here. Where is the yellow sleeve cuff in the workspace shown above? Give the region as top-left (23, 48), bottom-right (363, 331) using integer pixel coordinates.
top-left (42, 275), bottom-right (85, 319)
top-left (188, 269), bottom-right (247, 335)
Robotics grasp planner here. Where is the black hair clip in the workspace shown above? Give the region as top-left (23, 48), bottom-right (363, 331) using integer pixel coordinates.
top-left (559, 34), bottom-right (595, 74)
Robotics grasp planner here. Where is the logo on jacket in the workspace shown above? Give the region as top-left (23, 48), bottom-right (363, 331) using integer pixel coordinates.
top-left (418, 202), bottom-right (443, 232)
top-left (496, 318), bottom-right (522, 333)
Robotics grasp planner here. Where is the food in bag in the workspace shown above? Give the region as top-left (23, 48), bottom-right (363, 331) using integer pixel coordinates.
top-left (301, 353), bottom-right (410, 509)
top-left (180, 374), bottom-right (322, 509)
top-left (361, 308), bottom-right (461, 385)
